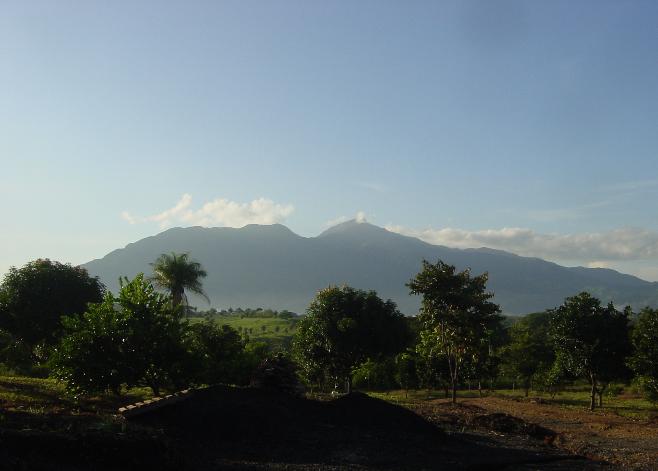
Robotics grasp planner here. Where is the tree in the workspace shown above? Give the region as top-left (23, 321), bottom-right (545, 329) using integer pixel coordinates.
top-left (415, 329), bottom-right (451, 397)
top-left (628, 308), bottom-right (658, 402)
top-left (293, 285), bottom-right (408, 393)
top-left (549, 292), bottom-right (631, 411)
top-left (187, 319), bottom-right (249, 386)
top-left (0, 259), bottom-right (105, 363)
top-left (407, 260), bottom-right (502, 404)
top-left (502, 312), bottom-right (554, 396)
top-left (150, 252), bottom-right (209, 307)
top-left (52, 274), bottom-right (192, 396)
top-left (395, 351), bottom-right (419, 396)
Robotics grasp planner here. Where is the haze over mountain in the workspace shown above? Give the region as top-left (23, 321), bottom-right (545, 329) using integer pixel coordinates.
top-left (83, 220), bottom-right (658, 315)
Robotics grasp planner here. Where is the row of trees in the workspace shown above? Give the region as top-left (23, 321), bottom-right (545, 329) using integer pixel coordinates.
top-left (0, 257), bottom-right (268, 396)
top-left (291, 260), bottom-right (658, 411)
top-left (2, 255), bottom-right (658, 412)
top-left (53, 275), bottom-right (266, 396)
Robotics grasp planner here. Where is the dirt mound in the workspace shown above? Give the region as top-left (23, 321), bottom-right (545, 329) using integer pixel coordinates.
top-left (470, 412), bottom-right (555, 439)
top-left (124, 387), bottom-right (588, 470)
top-left (127, 386), bottom-right (447, 468)
top-left (332, 392), bottom-right (442, 436)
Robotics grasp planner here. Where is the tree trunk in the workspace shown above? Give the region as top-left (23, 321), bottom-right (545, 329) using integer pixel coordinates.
top-left (478, 380), bottom-right (483, 398)
top-left (451, 379), bottom-right (457, 404)
top-left (598, 391), bottom-right (603, 408)
top-left (346, 376), bottom-right (352, 394)
top-left (589, 378), bottom-right (597, 411)
top-left (172, 289), bottom-right (183, 307)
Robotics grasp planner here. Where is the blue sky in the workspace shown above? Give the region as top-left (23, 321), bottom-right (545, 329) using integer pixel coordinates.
top-left (1, 0), bottom-right (657, 280)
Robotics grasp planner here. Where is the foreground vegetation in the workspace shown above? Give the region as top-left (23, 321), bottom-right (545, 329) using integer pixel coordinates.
top-left (1, 254), bottom-right (658, 418)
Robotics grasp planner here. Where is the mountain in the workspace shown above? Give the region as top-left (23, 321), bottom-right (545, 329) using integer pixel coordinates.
top-left (82, 220), bottom-right (658, 315)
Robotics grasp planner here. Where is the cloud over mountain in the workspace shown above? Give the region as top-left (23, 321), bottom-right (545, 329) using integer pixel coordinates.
top-left (121, 194), bottom-right (294, 229)
top-left (386, 225), bottom-right (658, 264)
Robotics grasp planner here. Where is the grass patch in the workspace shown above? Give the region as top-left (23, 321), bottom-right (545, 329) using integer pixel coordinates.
top-left (0, 375), bottom-right (153, 417)
top-left (189, 315), bottom-right (298, 348)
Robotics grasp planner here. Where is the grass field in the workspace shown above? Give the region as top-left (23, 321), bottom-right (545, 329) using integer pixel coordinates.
top-left (0, 375), bottom-right (152, 413)
top-left (3, 373), bottom-right (653, 421)
top-left (189, 315), bottom-right (298, 347)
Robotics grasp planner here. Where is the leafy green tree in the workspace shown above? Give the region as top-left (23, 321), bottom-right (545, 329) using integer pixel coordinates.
top-left (293, 285), bottom-right (408, 393)
top-left (53, 293), bottom-right (132, 395)
top-left (415, 329), bottom-right (451, 396)
top-left (395, 351), bottom-right (419, 396)
top-left (150, 252), bottom-right (209, 306)
top-left (502, 312), bottom-right (554, 396)
top-left (187, 319), bottom-right (248, 385)
top-left (53, 275), bottom-right (192, 396)
top-left (352, 358), bottom-right (398, 391)
top-left (549, 292), bottom-right (631, 411)
top-left (0, 259), bottom-right (105, 364)
top-left (628, 308), bottom-right (658, 402)
top-left (407, 260), bottom-right (502, 403)
top-left (465, 319), bottom-right (507, 395)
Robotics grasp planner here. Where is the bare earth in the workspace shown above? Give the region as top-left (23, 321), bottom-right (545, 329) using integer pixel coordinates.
top-left (411, 395), bottom-right (658, 470)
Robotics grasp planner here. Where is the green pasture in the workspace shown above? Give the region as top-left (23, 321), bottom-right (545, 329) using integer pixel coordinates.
top-left (189, 315), bottom-right (298, 347)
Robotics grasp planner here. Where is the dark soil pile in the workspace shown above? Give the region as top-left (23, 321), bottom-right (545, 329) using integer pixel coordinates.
top-left (0, 387), bottom-right (601, 470)
top-left (128, 387), bottom-right (448, 469)
top-left (126, 387), bottom-right (588, 470)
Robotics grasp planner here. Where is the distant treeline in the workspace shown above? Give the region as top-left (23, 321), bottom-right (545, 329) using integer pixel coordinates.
top-left (197, 307), bottom-right (300, 319)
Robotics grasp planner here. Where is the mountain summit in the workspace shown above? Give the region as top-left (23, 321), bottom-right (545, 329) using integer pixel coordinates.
top-left (83, 223), bottom-right (658, 315)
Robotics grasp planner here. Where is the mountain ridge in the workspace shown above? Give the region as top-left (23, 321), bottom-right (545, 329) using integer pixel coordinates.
top-left (82, 221), bottom-right (658, 315)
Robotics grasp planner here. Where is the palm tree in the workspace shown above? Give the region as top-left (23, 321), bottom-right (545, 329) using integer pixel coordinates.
top-left (150, 252), bottom-right (209, 307)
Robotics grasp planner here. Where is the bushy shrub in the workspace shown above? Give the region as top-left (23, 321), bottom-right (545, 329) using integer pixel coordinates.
top-left (250, 352), bottom-right (303, 396)
top-left (187, 319), bottom-right (254, 386)
top-left (52, 275), bottom-right (191, 396)
top-left (352, 358), bottom-right (398, 391)
top-left (0, 259), bottom-right (104, 368)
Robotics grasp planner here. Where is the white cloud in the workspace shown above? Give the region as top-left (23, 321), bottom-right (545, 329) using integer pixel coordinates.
top-left (586, 261), bottom-right (613, 269)
top-left (325, 211), bottom-right (368, 228)
top-left (122, 195), bottom-right (294, 229)
top-left (324, 216), bottom-right (349, 228)
top-left (386, 225), bottom-right (658, 263)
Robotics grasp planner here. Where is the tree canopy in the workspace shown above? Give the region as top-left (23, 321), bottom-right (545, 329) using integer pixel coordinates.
top-left (549, 292), bottom-right (631, 410)
top-left (407, 260), bottom-right (502, 403)
top-left (0, 259), bottom-right (105, 362)
top-left (629, 307), bottom-right (658, 402)
top-left (53, 274), bottom-right (191, 396)
top-left (502, 311), bottom-right (554, 396)
top-left (293, 285), bottom-right (408, 393)
top-left (150, 252), bottom-right (208, 306)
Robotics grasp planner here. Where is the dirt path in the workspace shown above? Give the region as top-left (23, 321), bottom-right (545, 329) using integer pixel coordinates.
top-left (422, 396), bottom-right (658, 470)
